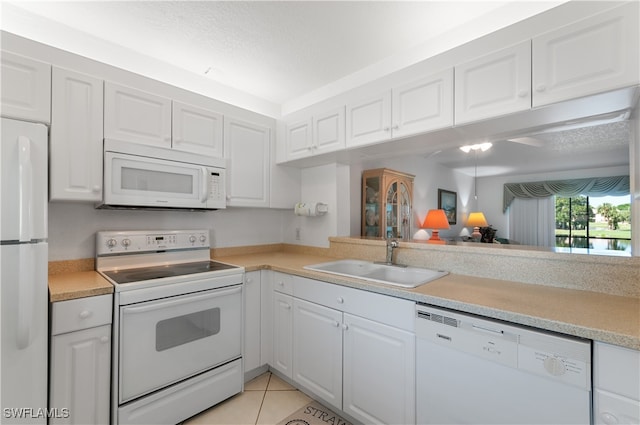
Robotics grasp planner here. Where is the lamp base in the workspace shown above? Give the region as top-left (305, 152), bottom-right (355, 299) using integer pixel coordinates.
top-left (471, 226), bottom-right (482, 242)
top-left (427, 230), bottom-right (446, 245)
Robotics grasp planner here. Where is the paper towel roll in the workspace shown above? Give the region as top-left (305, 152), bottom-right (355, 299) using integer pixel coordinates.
top-left (294, 202), bottom-right (328, 216)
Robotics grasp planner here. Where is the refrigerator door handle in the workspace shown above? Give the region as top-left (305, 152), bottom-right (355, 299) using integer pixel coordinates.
top-left (17, 244), bottom-right (34, 349)
top-left (18, 135), bottom-right (33, 242)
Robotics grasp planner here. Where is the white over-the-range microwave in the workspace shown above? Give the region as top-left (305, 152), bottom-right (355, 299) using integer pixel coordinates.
top-left (97, 139), bottom-right (226, 210)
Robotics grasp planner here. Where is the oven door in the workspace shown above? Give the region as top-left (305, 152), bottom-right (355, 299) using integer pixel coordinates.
top-left (118, 285), bottom-right (242, 403)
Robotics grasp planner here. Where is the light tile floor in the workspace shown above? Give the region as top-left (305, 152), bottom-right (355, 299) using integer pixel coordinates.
top-left (184, 372), bottom-right (312, 425)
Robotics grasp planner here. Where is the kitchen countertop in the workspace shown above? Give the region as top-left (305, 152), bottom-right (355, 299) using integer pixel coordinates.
top-left (217, 252), bottom-right (640, 350)
top-left (48, 271), bottom-right (113, 302)
top-left (47, 250), bottom-right (639, 350)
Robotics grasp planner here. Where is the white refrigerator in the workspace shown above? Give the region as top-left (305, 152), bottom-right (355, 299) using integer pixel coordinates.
top-left (1, 117), bottom-right (48, 424)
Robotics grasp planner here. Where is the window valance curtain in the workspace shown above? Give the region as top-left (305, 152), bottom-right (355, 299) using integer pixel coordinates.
top-left (503, 175), bottom-right (630, 212)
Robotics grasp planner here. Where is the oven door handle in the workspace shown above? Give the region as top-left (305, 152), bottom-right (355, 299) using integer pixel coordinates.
top-left (122, 286), bottom-right (241, 315)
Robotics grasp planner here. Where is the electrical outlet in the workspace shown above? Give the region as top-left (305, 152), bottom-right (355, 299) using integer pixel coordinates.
top-left (295, 228), bottom-right (301, 240)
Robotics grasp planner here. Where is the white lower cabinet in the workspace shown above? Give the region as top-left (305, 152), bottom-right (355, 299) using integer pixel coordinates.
top-left (273, 274), bottom-right (415, 424)
top-left (50, 294), bottom-right (112, 425)
top-left (244, 271), bottom-right (262, 374)
top-left (293, 298), bottom-right (343, 410)
top-left (272, 291), bottom-right (294, 379)
top-left (593, 341), bottom-right (640, 425)
top-left (342, 313), bottom-right (415, 425)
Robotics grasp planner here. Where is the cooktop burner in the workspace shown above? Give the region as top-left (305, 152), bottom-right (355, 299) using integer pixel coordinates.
top-left (102, 260), bottom-right (239, 285)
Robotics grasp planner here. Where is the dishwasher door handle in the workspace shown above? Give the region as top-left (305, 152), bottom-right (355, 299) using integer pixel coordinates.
top-left (472, 324), bottom-right (505, 335)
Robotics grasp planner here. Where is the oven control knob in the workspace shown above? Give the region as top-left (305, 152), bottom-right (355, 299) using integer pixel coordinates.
top-left (189, 235), bottom-right (197, 243)
top-left (199, 235), bottom-right (206, 243)
top-left (106, 238), bottom-right (117, 248)
top-left (122, 238), bottom-right (131, 247)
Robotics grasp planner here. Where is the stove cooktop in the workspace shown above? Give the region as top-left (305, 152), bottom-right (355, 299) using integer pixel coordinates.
top-left (102, 260), bottom-right (239, 285)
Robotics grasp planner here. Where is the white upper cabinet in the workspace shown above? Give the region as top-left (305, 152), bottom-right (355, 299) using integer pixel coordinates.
top-left (104, 82), bottom-right (172, 147)
top-left (346, 70), bottom-right (453, 148)
top-left (224, 117), bottom-right (271, 208)
top-left (285, 118), bottom-right (313, 160)
top-left (455, 40), bottom-right (531, 125)
top-left (346, 91), bottom-right (392, 148)
top-left (172, 101), bottom-right (224, 157)
top-left (285, 107), bottom-right (345, 161)
top-left (313, 107), bottom-right (345, 154)
top-left (1, 51), bottom-right (51, 124)
top-left (532, 2), bottom-right (639, 108)
top-left (50, 67), bottom-right (104, 202)
top-left (391, 69), bottom-right (454, 138)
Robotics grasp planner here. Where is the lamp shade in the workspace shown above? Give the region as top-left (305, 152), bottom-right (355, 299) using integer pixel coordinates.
top-left (422, 209), bottom-right (450, 229)
top-left (466, 212), bottom-right (488, 227)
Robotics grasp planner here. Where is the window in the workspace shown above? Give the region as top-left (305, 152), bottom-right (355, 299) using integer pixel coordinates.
top-left (555, 195), bottom-right (631, 253)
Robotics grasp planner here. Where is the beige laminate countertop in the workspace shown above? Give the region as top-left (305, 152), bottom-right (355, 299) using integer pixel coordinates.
top-left (217, 252), bottom-right (640, 350)
top-left (48, 271), bottom-right (113, 302)
top-left (47, 251), bottom-right (639, 350)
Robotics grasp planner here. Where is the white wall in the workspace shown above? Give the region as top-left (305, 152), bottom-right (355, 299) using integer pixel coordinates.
top-left (48, 203), bottom-right (285, 260)
top-left (285, 163), bottom-right (351, 248)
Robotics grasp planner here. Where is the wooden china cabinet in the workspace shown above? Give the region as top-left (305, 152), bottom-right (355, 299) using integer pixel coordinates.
top-left (361, 168), bottom-right (414, 240)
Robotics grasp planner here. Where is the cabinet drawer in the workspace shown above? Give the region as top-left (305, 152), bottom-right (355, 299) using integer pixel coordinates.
top-left (272, 271), bottom-right (294, 295)
top-left (293, 276), bottom-right (414, 331)
top-left (594, 342), bottom-right (640, 400)
top-left (51, 294), bottom-right (113, 335)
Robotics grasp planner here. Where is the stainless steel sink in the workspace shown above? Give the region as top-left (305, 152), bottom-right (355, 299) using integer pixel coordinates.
top-left (303, 259), bottom-right (448, 288)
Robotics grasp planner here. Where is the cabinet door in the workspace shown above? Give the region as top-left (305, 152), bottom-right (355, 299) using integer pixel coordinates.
top-left (1, 51), bottom-right (51, 123)
top-left (292, 299), bottom-right (343, 411)
top-left (343, 313), bottom-right (415, 425)
top-left (455, 41), bottom-right (531, 125)
top-left (244, 271), bottom-right (261, 373)
top-left (224, 117), bottom-right (270, 207)
top-left (50, 67), bottom-right (104, 202)
top-left (285, 118), bottom-right (313, 161)
top-left (172, 101), bottom-right (224, 157)
top-left (346, 91), bottom-right (391, 148)
top-left (104, 82), bottom-right (171, 147)
top-left (272, 292), bottom-right (293, 379)
top-left (50, 325), bottom-right (111, 425)
top-left (314, 107), bottom-right (345, 155)
top-left (392, 69), bottom-right (453, 138)
top-left (533, 3), bottom-right (639, 108)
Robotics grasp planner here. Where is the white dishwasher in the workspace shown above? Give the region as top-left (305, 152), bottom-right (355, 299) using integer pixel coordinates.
top-left (416, 304), bottom-right (592, 424)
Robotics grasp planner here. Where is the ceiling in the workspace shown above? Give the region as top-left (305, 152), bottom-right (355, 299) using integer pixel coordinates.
top-left (1, 1), bottom-right (633, 177)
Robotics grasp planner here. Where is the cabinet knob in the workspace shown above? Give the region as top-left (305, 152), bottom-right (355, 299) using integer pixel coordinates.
top-left (337, 296), bottom-right (344, 304)
top-left (333, 321), bottom-right (340, 327)
top-left (92, 185), bottom-right (101, 193)
top-left (79, 310), bottom-right (91, 319)
top-left (536, 84), bottom-right (547, 92)
top-left (383, 127), bottom-right (390, 132)
top-left (342, 323), bottom-right (349, 330)
top-left (285, 304), bottom-right (291, 310)
top-left (518, 90), bottom-right (528, 98)
top-left (392, 124), bottom-right (399, 130)
top-left (278, 281), bottom-right (284, 286)
top-left (599, 412), bottom-right (618, 425)
top-left (100, 336), bottom-right (109, 344)
top-left (246, 277), bottom-right (252, 283)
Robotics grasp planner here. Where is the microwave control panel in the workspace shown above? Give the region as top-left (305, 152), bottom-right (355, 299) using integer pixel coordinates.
top-left (207, 168), bottom-right (226, 207)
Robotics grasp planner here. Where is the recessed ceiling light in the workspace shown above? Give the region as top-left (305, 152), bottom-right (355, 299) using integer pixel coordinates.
top-left (459, 142), bottom-right (492, 153)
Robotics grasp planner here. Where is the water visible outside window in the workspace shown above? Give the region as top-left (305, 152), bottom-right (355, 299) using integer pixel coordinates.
top-left (555, 195), bottom-right (631, 253)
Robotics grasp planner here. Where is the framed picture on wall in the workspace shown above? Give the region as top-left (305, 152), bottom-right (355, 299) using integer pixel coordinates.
top-left (438, 189), bottom-right (457, 225)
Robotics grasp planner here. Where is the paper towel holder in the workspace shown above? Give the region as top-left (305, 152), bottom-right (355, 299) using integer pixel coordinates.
top-left (294, 202), bottom-right (328, 216)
